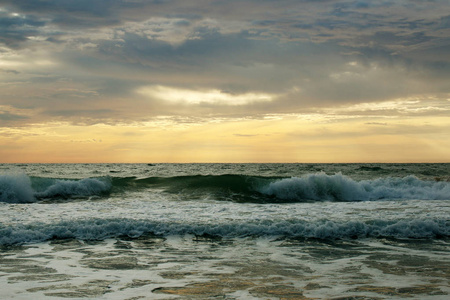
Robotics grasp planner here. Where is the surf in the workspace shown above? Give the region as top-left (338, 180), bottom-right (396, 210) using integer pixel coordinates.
top-left (0, 217), bottom-right (448, 246)
top-left (0, 174), bottom-right (112, 203)
top-left (111, 173), bottom-right (450, 202)
top-left (1, 172), bottom-right (449, 203)
top-left (258, 173), bottom-right (450, 202)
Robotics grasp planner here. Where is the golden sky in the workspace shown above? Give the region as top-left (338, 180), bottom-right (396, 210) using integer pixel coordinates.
top-left (0, 1), bottom-right (449, 162)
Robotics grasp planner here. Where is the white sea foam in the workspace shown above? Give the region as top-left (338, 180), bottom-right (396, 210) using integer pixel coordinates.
top-left (0, 218), bottom-right (448, 245)
top-left (0, 174), bottom-right (112, 203)
top-left (0, 174), bottom-right (35, 203)
top-left (1, 171), bottom-right (449, 203)
top-left (1, 164), bottom-right (449, 299)
top-left (258, 173), bottom-right (450, 201)
top-left (34, 177), bottom-right (111, 199)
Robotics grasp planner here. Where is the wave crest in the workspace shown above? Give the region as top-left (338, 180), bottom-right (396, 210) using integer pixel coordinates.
top-left (258, 173), bottom-right (450, 201)
top-left (34, 177), bottom-right (112, 199)
top-left (1, 172), bottom-right (449, 203)
top-left (0, 174), bottom-right (112, 203)
top-left (258, 173), bottom-right (367, 201)
top-left (0, 218), bottom-right (448, 245)
top-left (0, 174), bottom-right (35, 203)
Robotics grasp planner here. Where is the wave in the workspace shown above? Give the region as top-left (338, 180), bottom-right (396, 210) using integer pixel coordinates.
top-left (0, 174), bottom-right (35, 203)
top-left (33, 177), bottom-right (111, 200)
top-left (0, 174), bottom-right (111, 203)
top-left (1, 172), bottom-right (449, 203)
top-left (258, 173), bottom-right (450, 202)
top-left (112, 173), bottom-right (450, 202)
top-left (357, 166), bottom-right (384, 171)
top-left (0, 218), bottom-right (448, 245)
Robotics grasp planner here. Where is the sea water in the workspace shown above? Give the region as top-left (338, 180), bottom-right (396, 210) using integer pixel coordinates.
top-left (0, 163), bottom-right (449, 299)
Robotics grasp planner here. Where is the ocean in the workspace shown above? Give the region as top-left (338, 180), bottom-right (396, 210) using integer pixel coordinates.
top-left (0, 163), bottom-right (449, 299)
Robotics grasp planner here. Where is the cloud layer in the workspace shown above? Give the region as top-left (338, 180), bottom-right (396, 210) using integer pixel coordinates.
top-left (0, 1), bottom-right (449, 162)
top-left (1, 1), bottom-right (449, 123)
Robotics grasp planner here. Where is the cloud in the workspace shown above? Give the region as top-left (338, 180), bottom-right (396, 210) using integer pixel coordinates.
top-left (0, 10), bottom-right (46, 48)
top-left (0, 111), bottom-right (29, 122)
top-left (0, 105), bottom-right (34, 127)
top-left (365, 122), bottom-right (388, 126)
top-left (0, 0), bottom-right (449, 125)
top-left (137, 85), bottom-right (275, 106)
top-left (0, 68), bottom-right (20, 74)
top-left (2, 0), bottom-right (130, 28)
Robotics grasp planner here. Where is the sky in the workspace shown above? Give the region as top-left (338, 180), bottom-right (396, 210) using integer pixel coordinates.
top-left (0, 0), bottom-right (449, 163)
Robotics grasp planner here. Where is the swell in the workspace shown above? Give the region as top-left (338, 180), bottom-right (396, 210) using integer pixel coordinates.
top-left (111, 173), bottom-right (450, 202)
top-left (0, 174), bottom-right (111, 203)
top-left (0, 218), bottom-right (448, 245)
top-left (1, 172), bottom-right (449, 203)
top-left (112, 174), bottom-right (274, 202)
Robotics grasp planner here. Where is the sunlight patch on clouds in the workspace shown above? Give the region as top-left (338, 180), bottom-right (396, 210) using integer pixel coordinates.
top-left (137, 85), bottom-right (275, 105)
top-left (0, 48), bottom-right (58, 71)
top-left (0, 51), bottom-right (26, 68)
top-left (327, 95), bottom-right (450, 115)
top-left (33, 60), bottom-right (56, 66)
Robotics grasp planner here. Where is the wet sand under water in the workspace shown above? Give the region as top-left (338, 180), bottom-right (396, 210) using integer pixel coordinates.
top-left (0, 235), bottom-right (449, 299)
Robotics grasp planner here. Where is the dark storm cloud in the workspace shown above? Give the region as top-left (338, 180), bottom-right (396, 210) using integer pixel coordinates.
top-left (96, 29), bottom-right (268, 69)
top-left (0, 11), bottom-right (45, 27)
top-left (0, 0), bottom-right (449, 123)
top-left (437, 15), bottom-right (450, 29)
top-left (2, 0), bottom-right (143, 27)
top-left (1, 0), bottom-right (195, 31)
top-left (0, 11), bottom-right (46, 48)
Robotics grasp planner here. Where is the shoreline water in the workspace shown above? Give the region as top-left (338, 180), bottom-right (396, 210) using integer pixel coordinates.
top-left (1, 163), bottom-right (449, 299)
top-left (1, 235), bottom-right (449, 299)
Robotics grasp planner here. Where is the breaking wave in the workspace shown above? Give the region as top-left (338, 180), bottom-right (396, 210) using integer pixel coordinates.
top-left (110, 173), bottom-right (450, 202)
top-left (0, 172), bottom-right (449, 203)
top-left (258, 173), bottom-right (450, 202)
top-left (0, 174), bottom-right (111, 203)
top-left (33, 177), bottom-right (111, 199)
top-left (0, 218), bottom-right (448, 245)
top-left (0, 174), bottom-right (35, 203)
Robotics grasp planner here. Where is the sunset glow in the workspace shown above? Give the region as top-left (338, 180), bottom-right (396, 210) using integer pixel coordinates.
top-left (1, 1), bottom-right (449, 162)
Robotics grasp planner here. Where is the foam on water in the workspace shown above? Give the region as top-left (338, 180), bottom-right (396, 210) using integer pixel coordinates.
top-left (0, 174), bottom-right (35, 203)
top-left (1, 172), bottom-right (449, 203)
top-left (1, 164), bottom-right (449, 299)
top-left (0, 174), bottom-right (112, 203)
top-left (34, 177), bottom-right (111, 199)
top-left (0, 217), bottom-right (448, 246)
top-left (259, 173), bottom-right (450, 201)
